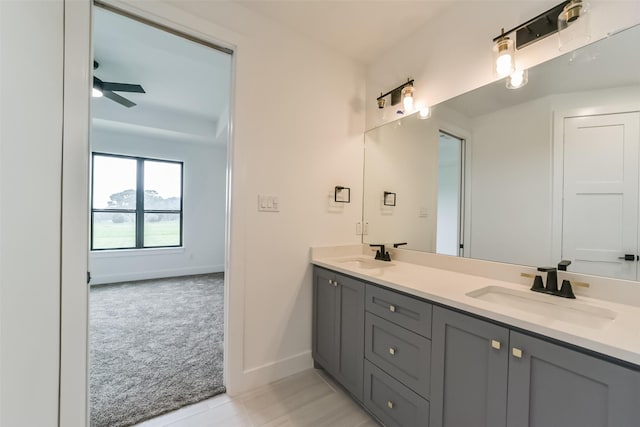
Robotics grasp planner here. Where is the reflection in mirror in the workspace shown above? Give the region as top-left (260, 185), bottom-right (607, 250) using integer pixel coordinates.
top-left (363, 23), bottom-right (640, 282)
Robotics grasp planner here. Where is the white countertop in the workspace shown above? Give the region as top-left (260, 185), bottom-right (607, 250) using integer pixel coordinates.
top-left (312, 253), bottom-right (640, 368)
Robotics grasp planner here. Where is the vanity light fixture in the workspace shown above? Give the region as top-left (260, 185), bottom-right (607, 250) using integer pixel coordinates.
top-left (506, 69), bottom-right (529, 89)
top-left (376, 78), bottom-right (415, 112)
top-left (493, 0), bottom-right (582, 52)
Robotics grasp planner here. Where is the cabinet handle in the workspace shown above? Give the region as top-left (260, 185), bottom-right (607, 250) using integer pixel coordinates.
top-left (328, 279), bottom-right (338, 287)
top-left (389, 347), bottom-right (396, 356)
top-left (387, 401), bottom-right (394, 409)
top-left (389, 304), bottom-right (396, 312)
top-left (491, 340), bottom-right (501, 350)
top-left (333, 281), bottom-right (338, 287)
top-left (512, 347), bottom-right (523, 358)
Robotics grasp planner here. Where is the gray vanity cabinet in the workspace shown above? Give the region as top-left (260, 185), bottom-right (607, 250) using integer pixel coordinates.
top-left (431, 306), bottom-right (640, 427)
top-left (312, 267), bottom-right (365, 401)
top-left (506, 331), bottom-right (640, 427)
top-left (430, 306), bottom-right (509, 427)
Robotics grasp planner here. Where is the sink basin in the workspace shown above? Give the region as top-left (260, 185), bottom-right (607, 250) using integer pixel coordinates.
top-left (466, 286), bottom-right (617, 329)
top-left (337, 257), bottom-right (394, 270)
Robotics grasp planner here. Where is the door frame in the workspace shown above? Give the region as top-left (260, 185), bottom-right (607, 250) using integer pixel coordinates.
top-left (60, 1), bottom-right (238, 424)
top-left (438, 122), bottom-right (472, 258)
top-left (551, 103), bottom-right (640, 265)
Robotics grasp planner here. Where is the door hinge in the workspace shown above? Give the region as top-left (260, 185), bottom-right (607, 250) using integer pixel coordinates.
top-left (87, 271), bottom-right (91, 284)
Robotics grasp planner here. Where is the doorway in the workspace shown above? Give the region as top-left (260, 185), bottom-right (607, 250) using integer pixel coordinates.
top-left (436, 131), bottom-right (465, 256)
top-left (89, 5), bottom-right (233, 426)
top-left (560, 112), bottom-right (640, 280)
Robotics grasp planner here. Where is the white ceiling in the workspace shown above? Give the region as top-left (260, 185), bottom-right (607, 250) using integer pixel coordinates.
top-left (235, 0), bottom-right (457, 64)
top-left (92, 7), bottom-right (232, 144)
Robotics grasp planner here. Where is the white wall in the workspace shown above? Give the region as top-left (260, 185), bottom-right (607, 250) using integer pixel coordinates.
top-left (87, 0), bottom-right (366, 396)
top-left (468, 97), bottom-right (553, 266)
top-left (0, 1), bottom-right (63, 426)
top-left (366, 0), bottom-right (640, 131)
top-left (89, 127), bottom-right (227, 284)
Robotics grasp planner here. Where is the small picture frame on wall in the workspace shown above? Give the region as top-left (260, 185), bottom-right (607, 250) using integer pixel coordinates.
top-left (334, 186), bottom-right (351, 203)
top-left (384, 191), bottom-right (396, 206)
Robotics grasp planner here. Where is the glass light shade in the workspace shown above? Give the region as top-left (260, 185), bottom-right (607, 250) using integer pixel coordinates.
top-left (402, 85), bottom-right (414, 111)
top-left (92, 87), bottom-right (103, 98)
top-left (418, 106), bottom-right (431, 119)
top-left (506, 69), bottom-right (528, 89)
top-left (558, 0), bottom-right (590, 52)
top-left (493, 36), bottom-right (515, 77)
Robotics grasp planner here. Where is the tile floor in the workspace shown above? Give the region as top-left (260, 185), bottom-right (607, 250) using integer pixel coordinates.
top-left (134, 369), bottom-right (379, 427)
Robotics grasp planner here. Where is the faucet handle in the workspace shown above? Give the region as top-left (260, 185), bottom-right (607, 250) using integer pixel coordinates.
top-left (558, 280), bottom-right (576, 299)
top-left (558, 260), bottom-right (572, 271)
top-left (537, 267), bottom-right (556, 273)
top-left (393, 242), bottom-right (408, 248)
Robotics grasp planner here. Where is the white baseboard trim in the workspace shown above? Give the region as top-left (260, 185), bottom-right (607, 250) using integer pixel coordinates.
top-left (90, 264), bottom-right (224, 285)
top-left (226, 350), bottom-right (313, 396)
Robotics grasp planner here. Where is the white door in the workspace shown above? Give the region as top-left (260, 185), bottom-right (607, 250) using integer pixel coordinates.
top-left (562, 112), bottom-right (640, 280)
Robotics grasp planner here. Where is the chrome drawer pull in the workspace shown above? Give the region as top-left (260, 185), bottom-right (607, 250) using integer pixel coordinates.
top-left (389, 347), bottom-right (396, 356)
top-left (387, 401), bottom-right (394, 409)
top-left (389, 304), bottom-right (396, 312)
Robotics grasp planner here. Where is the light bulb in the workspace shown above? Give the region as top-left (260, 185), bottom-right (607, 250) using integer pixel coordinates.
top-left (403, 94), bottom-right (414, 111)
top-left (401, 84), bottom-right (414, 112)
top-left (418, 106), bottom-right (431, 119)
top-left (92, 87), bottom-right (103, 98)
top-left (506, 69), bottom-right (528, 89)
top-left (493, 31), bottom-right (515, 77)
top-left (496, 53), bottom-right (513, 77)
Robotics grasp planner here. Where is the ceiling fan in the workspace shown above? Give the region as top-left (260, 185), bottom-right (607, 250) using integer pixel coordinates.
top-left (92, 61), bottom-right (145, 108)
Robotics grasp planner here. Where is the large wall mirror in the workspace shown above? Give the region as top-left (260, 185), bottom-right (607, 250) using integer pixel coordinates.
top-left (363, 23), bottom-right (640, 282)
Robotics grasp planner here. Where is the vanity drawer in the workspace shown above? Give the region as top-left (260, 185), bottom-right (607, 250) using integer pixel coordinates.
top-left (366, 284), bottom-right (432, 338)
top-left (364, 360), bottom-right (429, 427)
top-left (365, 312), bottom-right (431, 399)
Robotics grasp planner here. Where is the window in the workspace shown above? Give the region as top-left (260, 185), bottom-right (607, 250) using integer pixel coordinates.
top-left (91, 153), bottom-right (183, 250)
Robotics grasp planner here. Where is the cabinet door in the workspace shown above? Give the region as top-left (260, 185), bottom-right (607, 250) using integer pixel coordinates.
top-left (430, 307), bottom-right (509, 427)
top-left (507, 331), bottom-right (640, 427)
top-left (334, 273), bottom-right (365, 401)
top-left (312, 267), bottom-right (339, 374)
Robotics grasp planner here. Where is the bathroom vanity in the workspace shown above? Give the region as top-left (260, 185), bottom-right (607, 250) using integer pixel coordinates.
top-left (311, 249), bottom-right (640, 427)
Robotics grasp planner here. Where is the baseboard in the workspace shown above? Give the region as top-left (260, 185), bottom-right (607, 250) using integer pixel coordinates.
top-left (226, 350), bottom-right (313, 396)
top-left (90, 264), bottom-right (224, 285)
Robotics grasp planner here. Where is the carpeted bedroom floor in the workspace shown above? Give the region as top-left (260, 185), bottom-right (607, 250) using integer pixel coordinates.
top-left (89, 273), bottom-right (225, 427)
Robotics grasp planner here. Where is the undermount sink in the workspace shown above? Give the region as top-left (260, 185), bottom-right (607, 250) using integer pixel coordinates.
top-left (466, 286), bottom-right (617, 329)
top-left (337, 257), bottom-right (394, 270)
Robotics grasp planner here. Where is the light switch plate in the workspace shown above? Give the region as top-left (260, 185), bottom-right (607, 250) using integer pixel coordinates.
top-left (258, 194), bottom-right (280, 212)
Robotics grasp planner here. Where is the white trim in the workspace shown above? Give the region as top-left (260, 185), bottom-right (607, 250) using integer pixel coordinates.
top-left (237, 351), bottom-right (312, 392)
top-left (60, 0), bottom-right (91, 425)
top-left (89, 265), bottom-right (224, 285)
top-left (60, 0), bottom-right (240, 421)
top-left (90, 247), bottom-right (185, 258)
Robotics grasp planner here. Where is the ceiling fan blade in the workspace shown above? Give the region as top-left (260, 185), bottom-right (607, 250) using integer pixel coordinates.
top-left (103, 90), bottom-right (136, 108)
top-left (102, 82), bottom-right (145, 93)
top-left (102, 82), bottom-right (146, 93)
